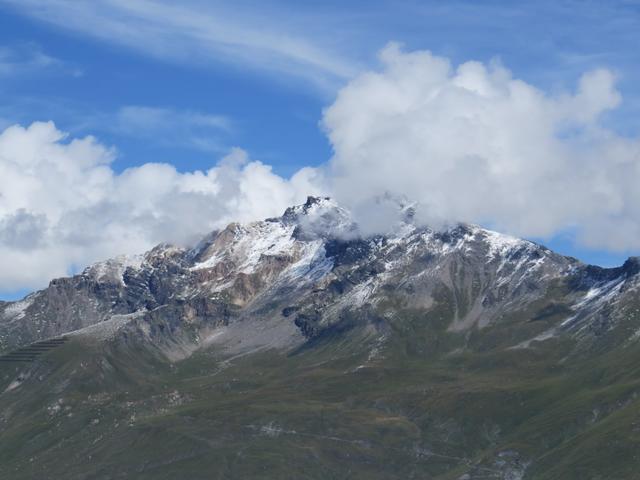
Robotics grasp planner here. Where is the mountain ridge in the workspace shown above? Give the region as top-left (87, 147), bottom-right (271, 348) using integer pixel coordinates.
top-left (2, 195), bottom-right (637, 354)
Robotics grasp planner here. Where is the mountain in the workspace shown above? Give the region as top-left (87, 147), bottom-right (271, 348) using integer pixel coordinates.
top-left (1, 196), bottom-right (640, 479)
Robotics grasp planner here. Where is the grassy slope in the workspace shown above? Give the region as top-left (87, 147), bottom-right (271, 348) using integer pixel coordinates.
top-left (2, 301), bottom-right (640, 479)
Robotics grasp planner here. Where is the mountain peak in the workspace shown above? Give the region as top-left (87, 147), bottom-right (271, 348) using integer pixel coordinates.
top-left (1, 197), bottom-right (634, 356)
top-left (282, 196), bottom-right (340, 220)
top-left (622, 256), bottom-right (640, 277)
top-left (280, 196), bottom-right (354, 240)
top-left (304, 195), bottom-right (331, 208)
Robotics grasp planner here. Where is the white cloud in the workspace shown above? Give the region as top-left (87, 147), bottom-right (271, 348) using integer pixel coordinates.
top-left (0, 121), bottom-right (324, 290)
top-left (323, 43), bottom-right (640, 250)
top-left (2, 44), bottom-right (640, 292)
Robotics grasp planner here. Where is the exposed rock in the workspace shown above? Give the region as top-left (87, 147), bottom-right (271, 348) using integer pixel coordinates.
top-left (1, 197), bottom-right (638, 357)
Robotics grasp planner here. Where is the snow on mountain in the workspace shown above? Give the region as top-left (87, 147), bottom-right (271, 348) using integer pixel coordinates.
top-left (1, 196), bottom-right (639, 354)
top-left (191, 221), bottom-right (297, 273)
top-left (84, 254), bottom-right (145, 285)
top-left (1, 295), bottom-right (35, 322)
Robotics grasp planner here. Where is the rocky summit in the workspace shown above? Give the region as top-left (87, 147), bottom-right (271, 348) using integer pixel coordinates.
top-left (2, 197), bottom-right (640, 479)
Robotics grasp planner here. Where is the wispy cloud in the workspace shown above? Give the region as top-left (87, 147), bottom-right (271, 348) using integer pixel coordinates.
top-left (0, 0), bottom-right (359, 90)
top-left (0, 43), bottom-right (80, 77)
top-left (0, 98), bottom-right (233, 154)
top-left (111, 105), bottom-right (231, 152)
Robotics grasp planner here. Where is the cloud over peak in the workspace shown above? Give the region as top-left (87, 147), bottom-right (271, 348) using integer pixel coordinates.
top-left (323, 43), bottom-right (640, 248)
top-left (0, 121), bottom-right (321, 290)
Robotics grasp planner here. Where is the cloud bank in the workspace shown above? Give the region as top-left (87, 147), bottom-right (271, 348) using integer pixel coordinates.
top-left (324, 43), bottom-right (640, 249)
top-left (0, 121), bottom-right (321, 290)
top-left (1, 44), bottom-right (640, 291)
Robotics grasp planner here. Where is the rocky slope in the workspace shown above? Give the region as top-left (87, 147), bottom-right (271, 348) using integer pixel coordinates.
top-left (1, 197), bottom-right (640, 479)
top-left (3, 196), bottom-right (637, 356)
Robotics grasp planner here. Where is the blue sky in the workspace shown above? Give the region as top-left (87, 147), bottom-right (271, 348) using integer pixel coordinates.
top-left (0, 0), bottom-right (640, 299)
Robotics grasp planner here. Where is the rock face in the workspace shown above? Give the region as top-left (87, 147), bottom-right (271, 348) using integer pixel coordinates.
top-left (2, 197), bottom-right (640, 480)
top-left (2, 196), bottom-right (637, 356)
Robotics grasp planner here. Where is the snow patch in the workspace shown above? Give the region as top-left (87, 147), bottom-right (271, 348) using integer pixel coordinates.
top-left (282, 241), bottom-right (332, 283)
top-left (85, 254), bottom-right (144, 285)
top-left (67, 311), bottom-right (146, 341)
top-left (481, 228), bottom-right (526, 259)
top-left (2, 296), bottom-right (34, 322)
top-left (575, 278), bottom-right (624, 309)
top-left (4, 378), bottom-right (23, 393)
top-left (192, 221), bottom-right (297, 273)
top-left (511, 328), bottom-right (558, 349)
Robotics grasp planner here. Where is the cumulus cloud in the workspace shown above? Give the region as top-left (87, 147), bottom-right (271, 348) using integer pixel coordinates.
top-left (0, 121), bottom-right (323, 290)
top-left (323, 43), bottom-right (640, 249)
top-left (3, 44), bottom-right (640, 292)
